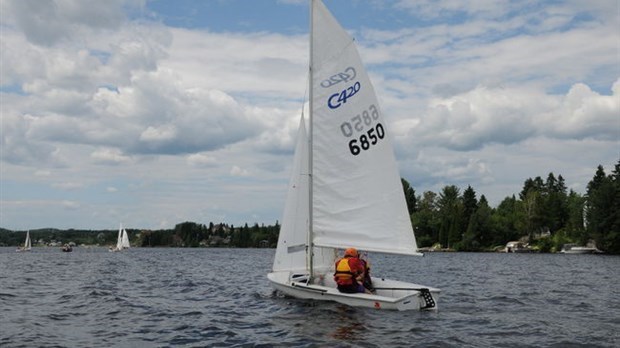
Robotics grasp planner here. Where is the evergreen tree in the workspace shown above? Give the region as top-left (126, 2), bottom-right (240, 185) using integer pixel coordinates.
top-left (437, 185), bottom-right (462, 248)
top-left (519, 176), bottom-right (547, 240)
top-left (607, 160), bottom-right (620, 253)
top-left (544, 173), bottom-right (568, 234)
top-left (586, 161), bottom-right (620, 253)
top-left (586, 165), bottom-right (613, 249)
top-left (462, 186), bottom-right (478, 231)
top-left (520, 176), bottom-right (544, 200)
top-left (463, 195), bottom-right (493, 250)
top-left (401, 178), bottom-right (417, 215)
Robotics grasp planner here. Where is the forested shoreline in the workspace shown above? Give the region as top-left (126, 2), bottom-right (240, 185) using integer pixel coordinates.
top-left (2, 160), bottom-right (619, 254)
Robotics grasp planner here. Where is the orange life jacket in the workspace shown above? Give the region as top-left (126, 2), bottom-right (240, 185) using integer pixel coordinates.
top-left (334, 258), bottom-right (356, 285)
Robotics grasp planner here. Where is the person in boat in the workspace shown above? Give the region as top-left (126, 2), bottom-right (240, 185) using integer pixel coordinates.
top-left (334, 248), bottom-right (372, 294)
top-left (359, 255), bottom-right (375, 294)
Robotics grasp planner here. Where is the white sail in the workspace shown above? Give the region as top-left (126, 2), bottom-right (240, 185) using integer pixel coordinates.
top-left (24, 231), bottom-right (31, 250)
top-left (310, 0), bottom-right (420, 256)
top-left (115, 224), bottom-right (123, 251)
top-left (121, 228), bottom-right (130, 249)
top-left (113, 223), bottom-right (129, 251)
top-left (272, 117), bottom-right (334, 273)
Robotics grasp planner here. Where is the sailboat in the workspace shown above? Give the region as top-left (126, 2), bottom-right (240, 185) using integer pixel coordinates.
top-left (110, 223), bottom-right (130, 252)
top-left (16, 230), bottom-right (32, 252)
top-left (267, 0), bottom-right (440, 311)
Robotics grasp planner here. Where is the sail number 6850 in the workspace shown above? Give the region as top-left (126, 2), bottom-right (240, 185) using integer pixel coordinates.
top-left (348, 123), bottom-right (385, 156)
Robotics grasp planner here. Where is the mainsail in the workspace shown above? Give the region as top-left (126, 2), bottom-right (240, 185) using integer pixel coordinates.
top-left (121, 228), bottom-right (130, 249)
top-left (24, 231), bottom-right (31, 250)
top-left (310, 0), bottom-right (420, 256)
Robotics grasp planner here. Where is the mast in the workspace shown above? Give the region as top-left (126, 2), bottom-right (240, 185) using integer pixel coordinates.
top-left (307, 0), bottom-right (315, 279)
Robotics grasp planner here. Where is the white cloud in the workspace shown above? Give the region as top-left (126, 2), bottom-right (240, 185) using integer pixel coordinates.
top-left (162, 28), bottom-right (307, 102)
top-left (230, 166), bottom-right (250, 177)
top-left (409, 79), bottom-right (619, 151)
top-left (547, 81), bottom-right (620, 140)
top-left (61, 200), bottom-right (80, 209)
top-left (0, 0), bottom-right (144, 46)
top-left (91, 148), bottom-right (132, 165)
top-left (187, 153), bottom-right (217, 168)
top-left (0, 0), bottom-right (617, 230)
top-left (52, 182), bottom-right (84, 190)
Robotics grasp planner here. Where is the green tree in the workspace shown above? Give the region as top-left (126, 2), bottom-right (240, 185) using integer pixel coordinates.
top-left (586, 165), bottom-right (612, 249)
top-left (586, 162), bottom-right (620, 253)
top-left (411, 191), bottom-right (439, 247)
top-left (520, 175), bottom-right (547, 240)
top-left (543, 173), bottom-right (568, 233)
top-left (401, 178), bottom-right (417, 215)
top-left (463, 195), bottom-right (494, 251)
top-left (565, 190), bottom-right (586, 243)
top-left (608, 160), bottom-right (620, 252)
top-left (491, 195), bottom-right (520, 246)
top-left (462, 186), bottom-right (478, 231)
top-left (437, 185), bottom-right (462, 248)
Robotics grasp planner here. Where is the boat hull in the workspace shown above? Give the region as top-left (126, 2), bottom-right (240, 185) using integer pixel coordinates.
top-left (561, 247), bottom-right (598, 254)
top-left (268, 271), bottom-right (440, 311)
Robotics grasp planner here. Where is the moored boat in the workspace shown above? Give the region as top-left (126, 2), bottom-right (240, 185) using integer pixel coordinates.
top-left (504, 241), bottom-right (533, 253)
top-left (560, 244), bottom-right (600, 254)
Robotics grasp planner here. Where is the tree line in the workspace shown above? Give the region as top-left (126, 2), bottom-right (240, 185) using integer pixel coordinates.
top-left (0, 222), bottom-right (280, 249)
top-left (1, 160), bottom-right (618, 253)
top-left (404, 159), bottom-right (620, 253)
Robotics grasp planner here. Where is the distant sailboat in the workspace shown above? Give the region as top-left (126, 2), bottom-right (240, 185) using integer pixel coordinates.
top-left (110, 223), bottom-right (130, 252)
top-left (16, 231), bottom-right (32, 252)
top-left (267, 0), bottom-right (439, 311)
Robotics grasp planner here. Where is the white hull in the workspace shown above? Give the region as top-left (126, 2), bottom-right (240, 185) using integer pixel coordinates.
top-left (561, 247), bottom-right (598, 254)
top-left (268, 271), bottom-right (439, 311)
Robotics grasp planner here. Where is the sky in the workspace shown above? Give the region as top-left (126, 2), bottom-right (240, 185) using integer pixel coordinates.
top-left (1, 0), bottom-right (618, 231)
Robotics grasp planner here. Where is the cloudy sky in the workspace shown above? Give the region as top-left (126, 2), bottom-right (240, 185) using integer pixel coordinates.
top-left (1, 0), bottom-right (618, 231)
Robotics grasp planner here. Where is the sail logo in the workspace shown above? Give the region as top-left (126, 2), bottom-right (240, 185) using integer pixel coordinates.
top-left (320, 67), bottom-right (356, 88)
top-left (328, 81), bottom-right (361, 109)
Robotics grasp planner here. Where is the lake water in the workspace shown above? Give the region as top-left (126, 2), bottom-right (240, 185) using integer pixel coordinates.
top-left (1, 247), bottom-right (618, 347)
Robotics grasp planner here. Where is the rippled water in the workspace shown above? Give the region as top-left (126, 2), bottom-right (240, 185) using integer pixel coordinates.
top-left (1, 247), bottom-right (618, 347)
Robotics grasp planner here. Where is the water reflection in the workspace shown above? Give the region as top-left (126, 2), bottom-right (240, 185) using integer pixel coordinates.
top-left (329, 305), bottom-right (367, 341)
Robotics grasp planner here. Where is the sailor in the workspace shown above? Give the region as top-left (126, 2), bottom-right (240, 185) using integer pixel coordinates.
top-left (334, 248), bottom-right (370, 294)
top-left (359, 256), bottom-right (375, 294)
